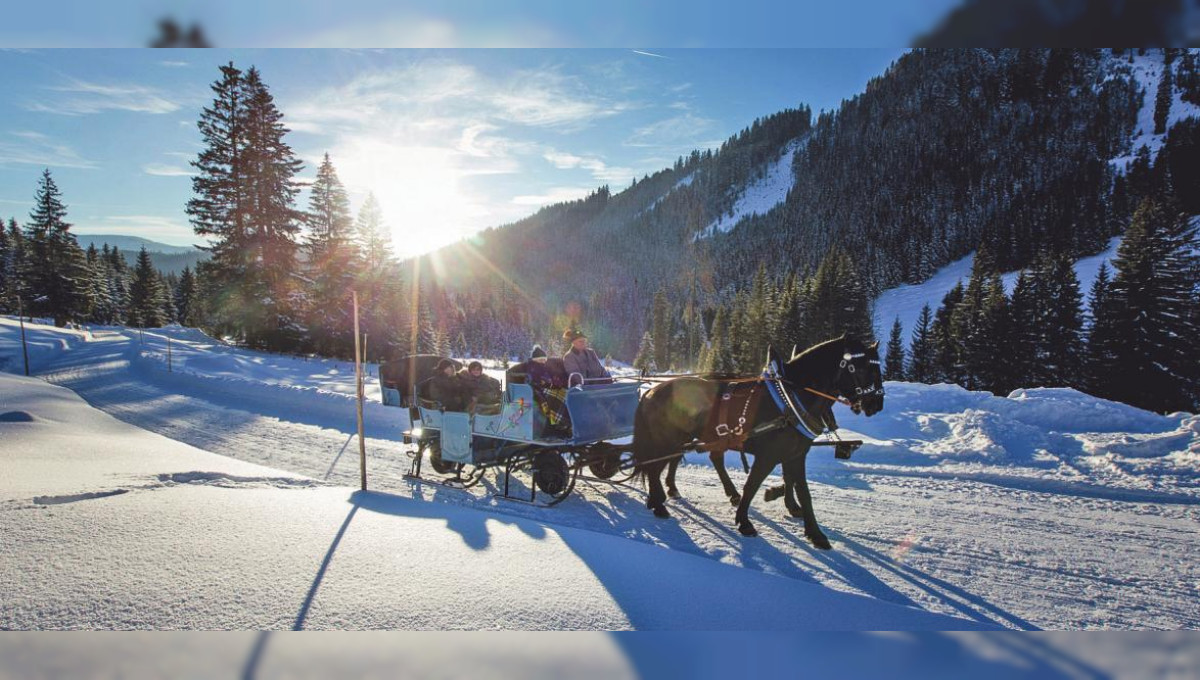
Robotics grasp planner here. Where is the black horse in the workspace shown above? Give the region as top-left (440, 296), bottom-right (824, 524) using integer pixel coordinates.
top-left (632, 335), bottom-right (884, 548)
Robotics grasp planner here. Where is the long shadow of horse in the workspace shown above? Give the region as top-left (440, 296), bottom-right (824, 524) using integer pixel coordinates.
top-left (815, 530), bottom-right (1040, 630)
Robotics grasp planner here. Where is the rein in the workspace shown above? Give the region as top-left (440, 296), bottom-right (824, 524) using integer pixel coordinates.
top-left (805, 386), bottom-right (854, 407)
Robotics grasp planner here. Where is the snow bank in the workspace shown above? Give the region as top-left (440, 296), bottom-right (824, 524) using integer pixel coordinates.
top-left (837, 381), bottom-right (1199, 495)
top-left (0, 371), bottom-right (988, 630)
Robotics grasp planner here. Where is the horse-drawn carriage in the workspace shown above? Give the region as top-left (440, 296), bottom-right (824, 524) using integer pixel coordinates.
top-left (380, 356), bottom-right (641, 505)
top-left (379, 336), bottom-right (883, 548)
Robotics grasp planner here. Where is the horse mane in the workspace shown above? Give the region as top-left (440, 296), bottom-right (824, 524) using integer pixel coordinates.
top-left (790, 335), bottom-right (848, 364)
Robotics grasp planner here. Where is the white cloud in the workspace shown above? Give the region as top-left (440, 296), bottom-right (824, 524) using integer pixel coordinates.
top-left (159, 61), bottom-right (189, 68)
top-left (0, 131), bottom-right (95, 169)
top-left (26, 78), bottom-right (180, 115)
top-left (542, 148), bottom-right (632, 184)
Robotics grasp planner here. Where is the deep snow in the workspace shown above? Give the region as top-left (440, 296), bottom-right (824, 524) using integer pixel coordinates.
top-left (873, 237), bottom-right (1123, 349)
top-left (2, 317), bottom-right (1199, 631)
top-left (0, 370), bottom-right (984, 631)
top-left (693, 135), bottom-right (806, 240)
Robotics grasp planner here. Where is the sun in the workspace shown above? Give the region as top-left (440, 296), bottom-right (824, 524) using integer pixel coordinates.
top-left (336, 140), bottom-right (491, 259)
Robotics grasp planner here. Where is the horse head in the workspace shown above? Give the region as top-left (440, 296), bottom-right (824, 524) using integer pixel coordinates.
top-left (837, 335), bottom-right (884, 416)
top-left (785, 334), bottom-right (884, 417)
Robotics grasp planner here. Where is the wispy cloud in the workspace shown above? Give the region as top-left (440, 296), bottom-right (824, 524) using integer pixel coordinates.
top-left (143, 163), bottom-right (192, 177)
top-left (26, 78), bottom-right (180, 116)
top-left (624, 113), bottom-right (717, 149)
top-left (511, 187), bottom-right (595, 206)
top-left (0, 131), bottom-right (95, 169)
top-left (158, 60), bottom-right (189, 68)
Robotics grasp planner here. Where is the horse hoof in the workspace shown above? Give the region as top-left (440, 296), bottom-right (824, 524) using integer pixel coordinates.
top-left (653, 506), bottom-right (671, 519)
top-left (763, 486), bottom-right (784, 503)
top-left (667, 487), bottom-right (681, 499)
top-left (728, 493), bottom-right (741, 506)
top-left (808, 532), bottom-right (832, 550)
top-left (737, 522), bottom-right (758, 537)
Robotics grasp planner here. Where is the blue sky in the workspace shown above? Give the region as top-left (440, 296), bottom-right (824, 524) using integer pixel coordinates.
top-left (0, 49), bottom-right (904, 256)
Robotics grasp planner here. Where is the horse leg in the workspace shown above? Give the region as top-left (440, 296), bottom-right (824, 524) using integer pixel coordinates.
top-left (733, 455), bottom-right (776, 537)
top-left (783, 452), bottom-right (830, 549)
top-left (782, 472), bottom-right (805, 519)
top-left (665, 456), bottom-right (681, 499)
top-left (641, 458), bottom-right (671, 518)
top-left (710, 451), bottom-right (741, 505)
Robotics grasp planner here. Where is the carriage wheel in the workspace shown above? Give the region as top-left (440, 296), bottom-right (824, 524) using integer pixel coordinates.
top-left (426, 439), bottom-right (456, 475)
top-left (586, 451), bottom-right (619, 479)
top-left (533, 451), bottom-right (576, 505)
top-left (607, 449), bottom-right (638, 483)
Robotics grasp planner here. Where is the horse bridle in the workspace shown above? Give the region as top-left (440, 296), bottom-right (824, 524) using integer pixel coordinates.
top-left (834, 349), bottom-right (884, 411)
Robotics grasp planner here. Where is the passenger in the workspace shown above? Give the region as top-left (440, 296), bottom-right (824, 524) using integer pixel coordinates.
top-left (562, 329), bottom-right (612, 386)
top-left (458, 360), bottom-right (502, 412)
top-left (528, 345), bottom-right (571, 436)
top-left (426, 359), bottom-right (467, 411)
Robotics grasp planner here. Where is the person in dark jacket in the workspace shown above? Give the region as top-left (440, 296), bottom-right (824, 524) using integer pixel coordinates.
top-left (425, 359), bottom-right (466, 411)
top-left (562, 329), bottom-right (611, 386)
top-left (527, 345), bottom-right (570, 435)
top-left (458, 360), bottom-right (502, 411)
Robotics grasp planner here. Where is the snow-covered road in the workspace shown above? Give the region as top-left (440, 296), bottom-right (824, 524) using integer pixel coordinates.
top-left (9, 318), bottom-right (1200, 629)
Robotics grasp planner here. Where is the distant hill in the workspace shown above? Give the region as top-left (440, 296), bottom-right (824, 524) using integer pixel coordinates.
top-left (76, 235), bottom-right (207, 276)
top-left (76, 235), bottom-right (197, 255)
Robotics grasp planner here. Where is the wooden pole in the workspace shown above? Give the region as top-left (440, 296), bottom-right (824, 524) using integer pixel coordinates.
top-left (18, 297), bottom-right (30, 377)
top-left (167, 336), bottom-right (173, 373)
top-left (354, 291), bottom-right (367, 491)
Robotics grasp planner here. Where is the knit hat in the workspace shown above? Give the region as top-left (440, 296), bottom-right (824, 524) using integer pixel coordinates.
top-left (467, 360), bottom-right (483, 371)
top-left (562, 329), bottom-right (587, 343)
top-left (436, 359), bottom-right (455, 372)
top-left (531, 345), bottom-right (547, 360)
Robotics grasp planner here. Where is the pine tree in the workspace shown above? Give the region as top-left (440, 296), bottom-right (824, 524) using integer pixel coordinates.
top-left (128, 247), bottom-right (168, 328)
top-left (1007, 270), bottom-right (1040, 389)
top-left (187, 63), bottom-right (304, 350)
top-left (24, 169), bottom-right (88, 326)
top-left (1154, 57), bottom-right (1173, 136)
top-left (1085, 263), bottom-right (1120, 399)
top-left (305, 152), bottom-right (358, 356)
top-left (907, 304), bottom-right (935, 383)
top-left (972, 275), bottom-right (1013, 394)
top-left (1038, 253), bottom-right (1085, 387)
top-left (634, 331), bottom-right (657, 374)
top-left (0, 223), bottom-right (10, 313)
top-left (4, 219), bottom-right (28, 313)
top-left (884, 316), bottom-right (906, 381)
top-left (1105, 196), bottom-right (1200, 411)
top-left (708, 305), bottom-right (736, 374)
top-left (650, 288), bottom-right (671, 371)
top-left (355, 192), bottom-right (392, 273)
top-left (930, 282), bottom-right (964, 383)
top-left (241, 66), bottom-right (304, 350)
top-left (174, 266), bottom-right (200, 327)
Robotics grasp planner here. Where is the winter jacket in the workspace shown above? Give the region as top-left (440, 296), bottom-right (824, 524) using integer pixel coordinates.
top-left (525, 358), bottom-right (568, 389)
top-left (425, 373), bottom-right (466, 411)
top-left (563, 347), bottom-right (611, 384)
top-left (457, 368), bottom-right (502, 405)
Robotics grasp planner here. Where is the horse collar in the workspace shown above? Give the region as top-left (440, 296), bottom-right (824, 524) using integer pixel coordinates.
top-left (762, 358), bottom-right (823, 440)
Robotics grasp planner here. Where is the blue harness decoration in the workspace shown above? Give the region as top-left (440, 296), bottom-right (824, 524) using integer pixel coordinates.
top-left (762, 356), bottom-right (823, 440)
